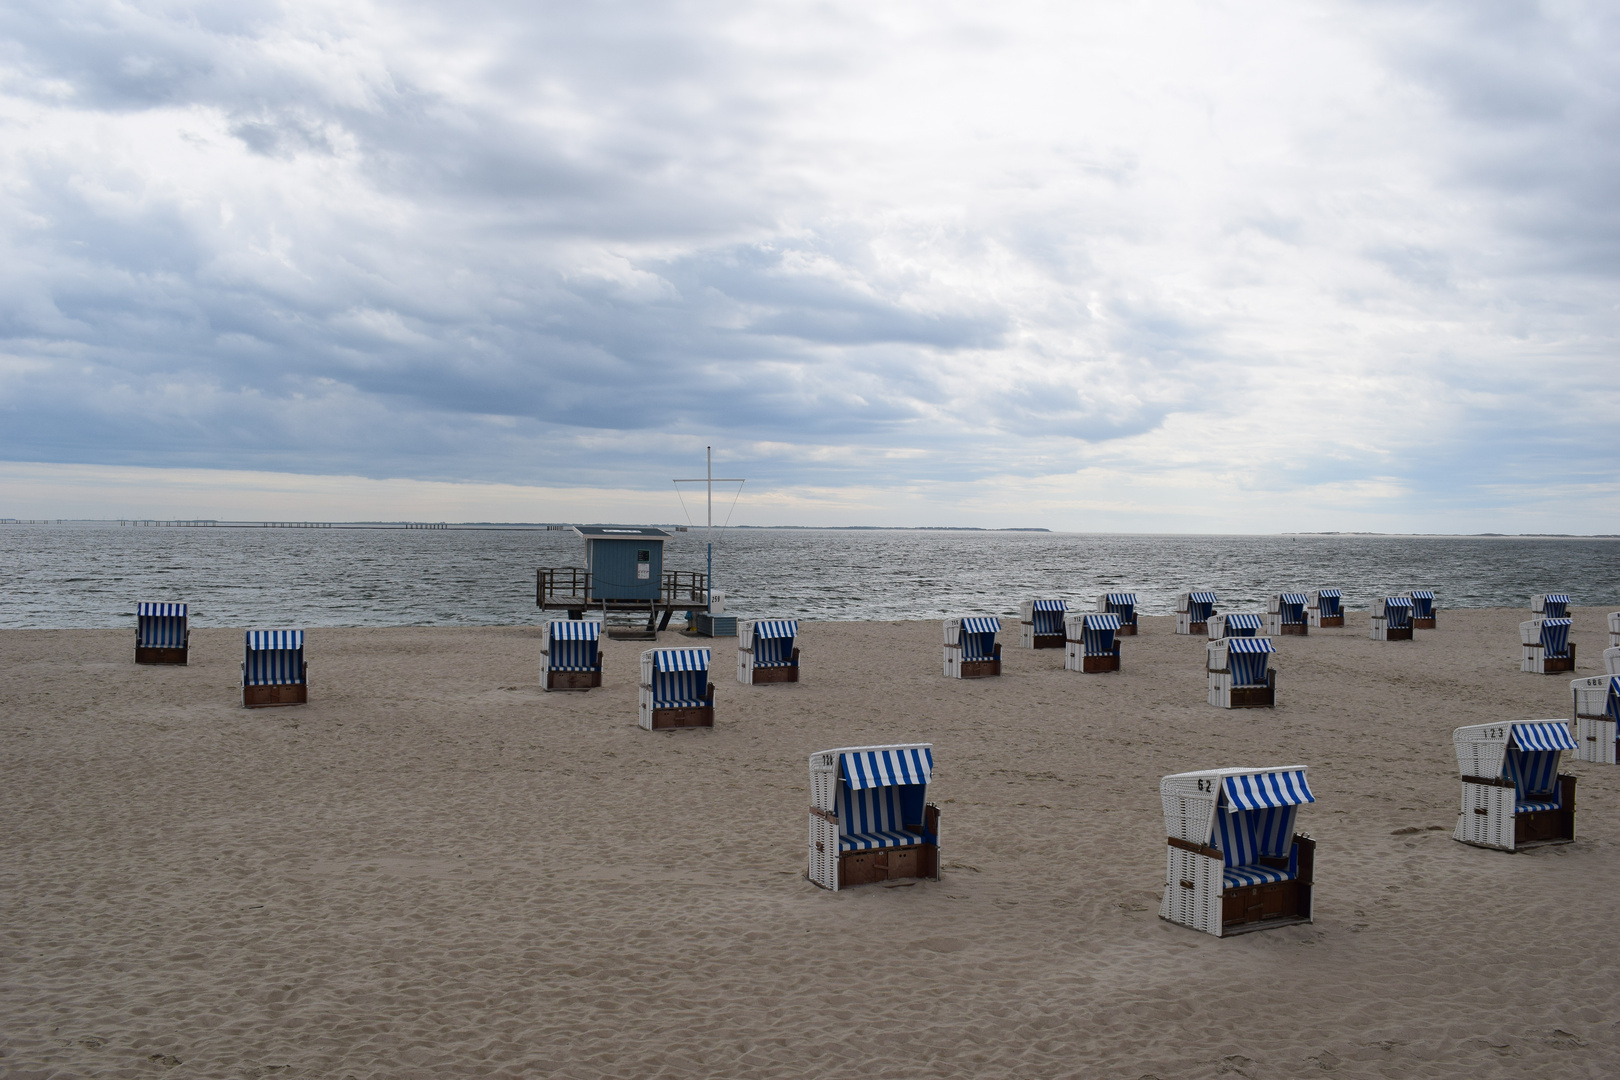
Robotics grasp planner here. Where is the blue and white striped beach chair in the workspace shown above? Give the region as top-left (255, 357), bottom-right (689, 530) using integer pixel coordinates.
top-left (541, 619), bottom-right (602, 691)
top-left (943, 617), bottom-right (1001, 678)
top-left (242, 629), bottom-right (308, 708)
top-left (639, 647), bottom-right (713, 729)
top-left (1267, 593), bottom-right (1309, 637)
top-left (1096, 592), bottom-right (1139, 636)
top-left (1206, 637), bottom-right (1277, 708)
top-left (1521, 618), bottom-right (1575, 674)
top-left (1453, 721), bottom-right (1577, 850)
top-left (808, 743), bottom-right (940, 890)
top-left (737, 619), bottom-right (800, 684)
top-left (1207, 612), bottom-right (1265, 640)
top-left (1064, 612), bottom-right (1122, 673)
top-left (1018, 600), bottom-right (1068, 649)
top-left (1176, 592), bottom-right (1217, 635)
top-left (1532, 593), bottom-right (1571, 619)
top-left (1609, 612), bottom-right (1620, 650)
top-left (1370, 597), bottom-right (1413, 641)
top-left (1159, 766), bottom-right (1316, 936)
top-left (1403, 589), bottom-right (1437, 629)
top-left (135, 602), bottom-right (189, 665)
top-left (1307, 589), bottom-right (1343, 629)
top-left (1573, 674), bottom-right (1620, 765)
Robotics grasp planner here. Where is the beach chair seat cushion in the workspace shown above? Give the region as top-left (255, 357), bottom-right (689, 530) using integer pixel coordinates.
top-left (654, 697), bottom-right (712, 709)
top-left (1515, 798), bottom-right (1560, 813)
top-left (840, 829), bottom-right (923, 852)
top-left (1223, 863), bottom-right (1294, 889)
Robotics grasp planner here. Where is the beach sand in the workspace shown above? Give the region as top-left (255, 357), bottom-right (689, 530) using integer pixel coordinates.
top-left (2, 607), bottom-right (1617, 1079)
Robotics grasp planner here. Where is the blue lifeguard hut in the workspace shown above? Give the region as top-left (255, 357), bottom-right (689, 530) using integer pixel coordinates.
top-left (536, 525), bottom-right (707, 635)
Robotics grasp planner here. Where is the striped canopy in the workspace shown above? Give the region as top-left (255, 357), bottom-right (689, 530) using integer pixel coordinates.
top-left (653, 648), bottom-right (710, 672)
top-left (754, 620), bottom-right (798, 638)
top-left (1103, 593), bottom-right (1137, 606)
top-left (1031, 600), bottom-right (1068, 612)
top-left (1084, 612), bottom-right (1122, 630)
top-left (1383, 595), bottom-right (1414, 607)
top-left (1511, 721), bottom-right (1577, 752)
top-left (1222, 769), bottom-right (1314, 811)
top-left (246, 629), bottom-right (303, 650)
top-left (1225, 637), bottom-right (1276, 654)
top-left (548, 620), bottom-right (600, 640)
top-left (1408, 590), bottom-right (1435, 601)
top-left (1188, 591), bottom-right (1217, 604)
top-left (137, 602), bottom-right (187, 617)
top-left (1279, 593), bottom-right (1309, 605)
top-left (841, 747), bottom-right (933, 791)
top-left (1543, 594), bottom-right (1571, 604)
top-left (1225, 613), bottom-right (1265, 631)
top-left (960, 617), bottom-right (1001, 634)
top-left (1316, 589), bottom-right (1341, 599)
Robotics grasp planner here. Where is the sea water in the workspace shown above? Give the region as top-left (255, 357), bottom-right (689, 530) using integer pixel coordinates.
top-left (1, 524), bottom-right (1616, 628)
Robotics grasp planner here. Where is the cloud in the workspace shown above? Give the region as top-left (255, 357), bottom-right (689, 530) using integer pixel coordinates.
top-left (0, 0), bottom-right (1615, 530)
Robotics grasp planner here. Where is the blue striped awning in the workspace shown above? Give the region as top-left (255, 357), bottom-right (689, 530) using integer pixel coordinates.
top-left (1279, 593), bottom-right (1308, 605)
top-left (653, 648), bottom-right (710, 672)
top-left (1085, 612), bottom-right (1122, 630)
top-left (960, 617), bottom-right (1001, 634)
top-left (1511, 721), bottom-right (1577, 752)
top-left (1408, 590), bottom-right (1435, 601)
top-left (1031, 600), bottom-right (1067, 612)
top-left (246, 629), bottom-right (303, 650)
top-left (841, 747), bottom-right (933, 791)
top-left (1103, 593), bottom-right (1137, 606)
top-left (1383, 595), bottom-right (1414, 607)
top-left (1543, 594), bottom-right (1571, 604)
top-left (1223, 770), bottom-right (1314, 811)
top-left (1316, 589), bottom-right (1341, 599)
top-left (754, 620), bottom-right (797, 638)
top-left (137, 602), bottom-right (187, 617)
top-left (1225, 637), bottom-right (1276, 654)
top-left (1225, 613), bottom-right (1265, 631)
top-left (1188, 591), bottom-right (1217, 604)
top-left (548, 620), bottom-right (600, 640)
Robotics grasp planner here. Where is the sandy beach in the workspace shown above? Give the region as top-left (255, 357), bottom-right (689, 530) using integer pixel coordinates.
top-left (2, 606), bottom-right (1617, 1079)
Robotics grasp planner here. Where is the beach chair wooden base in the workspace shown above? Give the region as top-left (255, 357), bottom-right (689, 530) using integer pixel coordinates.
top-left (649, 706), bottom-right (713, 729)
top-left (1382, 626), bottom-right (1413, 641)
top-left (136, 646), bottom-right (188, 665)
top-left (838, 843), bottom-right (939, 888)
top-left (747, 666), bottom-right (799, 684)
top-left (1229, 684), bottom-right (1275, 709)
top-left (243, 684), bottom-right (307, 708)
top-left (958, 659), bottom-right (1001, 678)
top-left (1080, 654), bottom-right (1120, 673)
top-left (1116, 624), bottom-right (1137, 636)
top-left (1031, 634), bottom-right (1064, 649)
top-left (545, 670), bottom-right (601, 692)
top-left (1277, 624), bottom-right (1308, 637)
top-left (1187, 621), bottom-right (1207, 636)
top-left (1316, 615), bottom-right (1344, 628)
top-left (1538, 653), bottom-right (1575, 675)
top-left (1412, 617), bottom-right (1436, 630)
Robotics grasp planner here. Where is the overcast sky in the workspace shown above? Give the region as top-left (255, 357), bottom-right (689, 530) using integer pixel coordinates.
top-left (1, 1), bottom-right (1615, 530)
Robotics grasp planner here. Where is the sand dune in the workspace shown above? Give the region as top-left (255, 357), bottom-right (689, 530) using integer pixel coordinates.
top-left (2, 607), bottom-right (1617, 1078)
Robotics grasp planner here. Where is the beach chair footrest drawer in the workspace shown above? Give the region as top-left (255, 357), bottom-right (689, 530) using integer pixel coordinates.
top-left (546, 670), bottom-right (602, 691)
top-left (136, 646), bottom-right (189, 665)
top-left (838, 843), bottom-right (938, 887)
top-left (650, 706), bottom-right (714, 729)
top-left (244, 684), bottom-right (308, 708)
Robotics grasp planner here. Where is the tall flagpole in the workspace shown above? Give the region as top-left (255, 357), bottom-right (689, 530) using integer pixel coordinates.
top-left (672, 450), bottom-right (745, 612)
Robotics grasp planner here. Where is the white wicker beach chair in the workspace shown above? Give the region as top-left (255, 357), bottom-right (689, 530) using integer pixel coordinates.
top-left (1306, 589), bottom-right (1344, 629)
top-left (1452, 721), bottom-right (1577, 851)
top-left (1018, 600), bottom-right (1068, 649)
top-left (1520, 618), bottom-right (1575, 674)
top-left (1608, 612), bottom-right (1619, 649)
top-left (1403, 590), bottom-right (1438, 629)
top-left (541, 619), bottom-right (602, 691)
top-left (1369, 597), bottom-right (1413, 641)
top-left (1208, 613), bottom-right (1265, 640)
top-left (242, 629), bottom-right (308, 708)
top-left (808, 744), bottom-right (940, 890)
top-left (136, 602), bottom-right (189, 665)
top-left (1064, 612), bottom-right (1122, 673)
top-left (1159, 766), bottom-right (1316, 937)
top-left (1206, 637), bottom-right (1276, 708)
top-left (1096, 592), bottom-right (1139, 636)
top-left (737, 619), bottom-right (799, 684)
top-left (1531, 593), bottom-right (1571, 619)
top-left (638, 647), bottom-right (713, 729)
top-left (1266, 594), bottom-right (1309, 637)
top-left (1572, 675), bottom-right (1620, 765)
top-left (943, 617), bottom-right (1001, 678)
top-left (1176, 591), bottom-right (1217, 636)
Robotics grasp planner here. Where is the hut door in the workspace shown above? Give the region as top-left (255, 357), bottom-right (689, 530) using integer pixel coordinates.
top-left (637, 549), bottom-right (651, 580)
